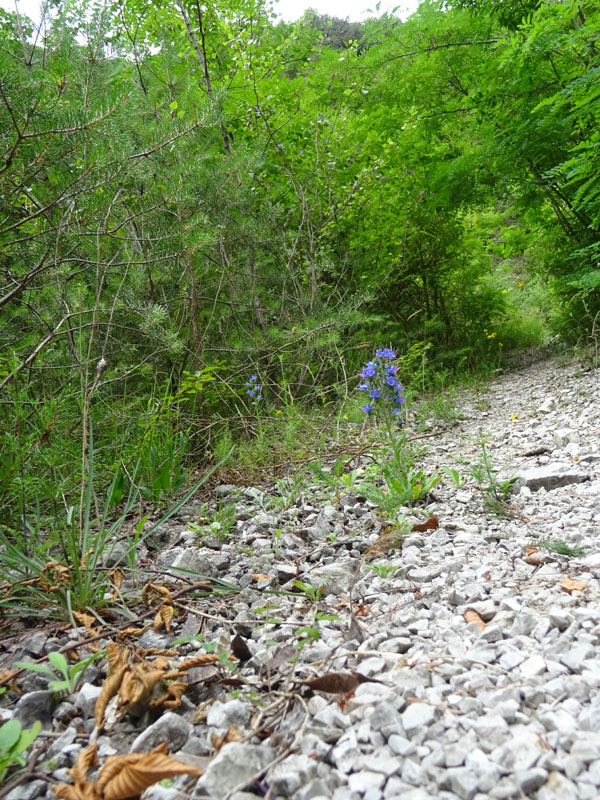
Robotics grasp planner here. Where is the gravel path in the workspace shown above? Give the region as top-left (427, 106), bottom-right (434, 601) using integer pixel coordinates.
top-left (3, 355), bottom-right (600, 800)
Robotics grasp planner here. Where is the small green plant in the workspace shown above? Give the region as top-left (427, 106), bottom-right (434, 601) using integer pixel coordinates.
top-left (139, 429), bottom-right (187, 504)
top-left (340, 469), bottom-right (361, 490)
top-left (416, 392), bottom-right (462, 426)
top-left (191, 501), bottom-right (237, 546)
top-left (15, 649), bottom-right (104, 695)
top-left (469, 433), bottom-right (518, 514)
top-left (267, 468), bottom-right (310, 512)
top-left (310, 457), bottom-right (346, 502)
top-left (293, 624), bottom-right (321, 650)
top-left (273, 528), bottom-right (283, 557)
top-left (538, 539), bottom-right (585, 558)
top-left (0, 719), bottom-right (41, 782)
top-left (365, 561), bottom-right (397, 579)
top-left (293, 580), bottom-right (324, 603)
top-left (441, 465), bottom-right (463, 488)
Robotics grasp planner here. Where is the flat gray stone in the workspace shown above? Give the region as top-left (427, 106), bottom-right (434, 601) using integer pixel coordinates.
top-left (514, 463), bottom-right (589, 492)
top-left (74, 682), bottom-right (102, 718)
top-left (200, 742), bottom-right (275, 800)
top-left (207, 699), bottom-right (252, 730)
top-left (129, 712), bottom-right (192, 753)
top-left (267, 754), bottom-right (318, 795)
top-left (401, 702), bottom-right (436, 736)
top-left (536, 771), bottom-right (578, 799)
top-left (4, 779), bottom-right (47, 800)
top-left (14, 690), bottom-right (56, 730)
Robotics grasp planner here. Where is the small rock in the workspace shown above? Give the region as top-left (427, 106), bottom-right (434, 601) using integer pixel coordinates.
top-left (4, 779), bottom-right (47, 800)
top-left (74, 682), bottom-right (102, 718)
top-left (13, 690), bottom-right (56, 730)
top-left (199, 742), bottom-right (275, 800)
top-left (129, 712), bottom-right (193, 753)
top-left (207, 699), bottom-right (252, 730)
top-left (401, 702), bottom-right (436, 737)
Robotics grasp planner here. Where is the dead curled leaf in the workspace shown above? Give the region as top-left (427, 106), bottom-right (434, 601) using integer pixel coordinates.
top-left (411, 515), bottom-right (439, 533)
top-left (464, 609), bottom-right (486, 630)
top-left (73, 611), bottom-right (98, 637)
top-left (178, 654), bottom-right (222, 670)
top-left (154, 604), bottom-right (174, 633)
top-left (210, 723), bottom-right (244, 754)
top-left (148, 680), bottom-right (187, 710)
top-left (95, 644), bottom-right (188, 729)
top-left (52, 740), bottom-right (203, 800)
top-left (95, 644), bottom-right (129, 730)
top-left (141, 583), bottom-right (173, 606)
top-left (302, 671), bottom-right (383, 695)
top-left (562, 577), bottom-right (587, 594)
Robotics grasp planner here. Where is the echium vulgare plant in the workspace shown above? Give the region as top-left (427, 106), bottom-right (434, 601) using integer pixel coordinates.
top-left (245, 375), bottom-right (262, 405)
top-left (359, 348), bottom-right (405, 428)
top-left (357, 348), bottom-right (439, 518)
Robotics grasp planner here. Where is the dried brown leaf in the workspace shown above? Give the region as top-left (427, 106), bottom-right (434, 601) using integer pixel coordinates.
top-left (154, 604), bottom-right (174, 633)
top-left (231, 634), bottom-right (252, 661)
top-left (464, 609), bottom-right (486, 630)
top-left (73, 611), bottom-right (98, 637)
top-left (95, 643), bottom-right (129, 730)
top-left (411, 515), bottom-right (439, 533)
top-left (251, 573), bottom-right (270, 582)
top-left (142, 583), bottom-right (172, 606)
top-left (70, 741), bottom-right (99, 787)
top-left (116, 625), bottom-right (150, 639)
top-left (52, 786), bottom-right (95, 800)
top-left (148, 680), bottom-right (188, 709)
top-left (524, 554), bottom-right (546, 567)
top-left (178, 654), bottom-right (222, 670)
top-left (40, 561), bottom-right (71, 592)
top-left (210, 723), bottom-right (244, 753)
top-left (108, 568), bottom-right (124, 590)
top-left (116, 658), bottom-right (171, 714)
top-left (303, 672), bottom-right (361, 695)
top-left (98, 742), bottom-right (203, 800)
top-left (562, 577), bottom-right (587, 594)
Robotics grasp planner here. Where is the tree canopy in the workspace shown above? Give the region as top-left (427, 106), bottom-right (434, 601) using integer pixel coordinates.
top-left (1, 0), bottom-right (598, 527)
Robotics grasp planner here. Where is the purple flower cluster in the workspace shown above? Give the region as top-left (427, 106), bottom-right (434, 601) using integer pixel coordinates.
top-left (245, 375), bottom-right (262, 406)
top-left (358, 348), bottom-right (404, 419)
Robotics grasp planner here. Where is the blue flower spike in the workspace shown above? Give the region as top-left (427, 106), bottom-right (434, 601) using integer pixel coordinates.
top-left (358, 348), bottom-right (403, 422)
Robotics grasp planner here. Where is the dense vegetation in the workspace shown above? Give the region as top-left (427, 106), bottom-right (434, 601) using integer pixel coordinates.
top-left (1, 0), bottom-right (598, 534)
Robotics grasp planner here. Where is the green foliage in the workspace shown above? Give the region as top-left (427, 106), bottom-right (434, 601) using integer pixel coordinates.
top-left (292, 581), bottom-right (324, 603)
top-left (0, 0), bottom-right (598, 538)
top-left (538, 539), bottom-right (585, 558)
top-left (364, 561), bottom-right (397, 579)
top-left (468, 433), bottom-right (518, 514)
top-left (15, 650), bottom-right (104, 696)
top-left (0, 719), bottom-right (41, 783)
top-left (441, 466), bottom-right (463, 488)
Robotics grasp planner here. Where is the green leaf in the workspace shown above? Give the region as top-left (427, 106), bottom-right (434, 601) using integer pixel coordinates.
top-left (13, 661), bottom-right (55, 678)
top-left (169, 100), bottom-right (178, 110)
top-left (0, 720), bottom-right (22, 753)
top-left (16, 721), bottom-right (40, 752)
top-left (48, 651), bottom-right (69, 680)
